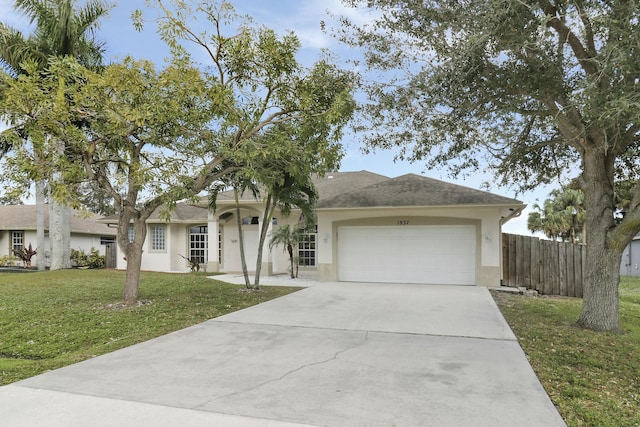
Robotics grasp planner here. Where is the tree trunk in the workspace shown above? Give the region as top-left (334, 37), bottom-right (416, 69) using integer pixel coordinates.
top-left (36, 179), bottom-right (46, 271)
top-left (123, 245), bottom-right (143, 305)
top-left (49, 197), bottom-right (64, 270)
top-left (62, 204), bottom-right (71, 269)
top-left (234, 189), bottom-right (251, 288)
top-left (578, 152), bottom-right (621, 332)
top-left (49, 138), bottom-right (66, 270)
top-left (120, 219), bottom-right (147, 306)
top-left (287, 243), bottom-right (294, 279)
top-left (254, 195), bottom-right (275, 290)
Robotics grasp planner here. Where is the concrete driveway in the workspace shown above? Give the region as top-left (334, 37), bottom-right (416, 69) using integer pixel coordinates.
top-left (0, 281), bottom-right (566, 426)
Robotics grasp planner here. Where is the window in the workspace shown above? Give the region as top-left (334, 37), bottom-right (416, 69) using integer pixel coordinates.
top-left (151, 225), bottom-right (166, 251)
top-left (100, 236), bottom-right (116, 245)
top-left (298, 226), bottom-right (317, 267)
top-left (242, 216), bottom-right (259, 225)
top-left (128, 225), bottom-right (135, 243)
top-left (11, 231), bottom-right (24, 252)
top-left (189, 225), bottom-right (208, 264)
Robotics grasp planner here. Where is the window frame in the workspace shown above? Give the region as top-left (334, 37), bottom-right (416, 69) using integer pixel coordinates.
top-left (297, 226), bottom-right (317, 267)
top-left (11, 230), bottom-right (24, 252)
top-left (188, 225), bottom-right (208, 265)
top-left (150, 225), bottom-right (166, 252)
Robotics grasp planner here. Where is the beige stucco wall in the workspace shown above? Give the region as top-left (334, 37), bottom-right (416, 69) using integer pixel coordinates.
top-left (316, 205), bottom-right (510, 286)
top-left (116, 222), bottom-right (195, 272)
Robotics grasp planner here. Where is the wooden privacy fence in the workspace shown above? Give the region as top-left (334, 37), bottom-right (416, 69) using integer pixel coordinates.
top-left (502, 233), bottom-right (585, 297)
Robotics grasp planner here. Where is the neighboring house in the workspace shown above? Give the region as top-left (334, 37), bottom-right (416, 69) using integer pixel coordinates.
top-left (104, 171), bottom-right (525, 287)
top-left (0, 205), bottom-right (117, 268)
top-left (621, 235), bottom-right (640, 277)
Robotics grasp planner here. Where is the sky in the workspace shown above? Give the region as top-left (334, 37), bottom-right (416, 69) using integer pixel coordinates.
top-left (0, 0), bottom-right (560, 235)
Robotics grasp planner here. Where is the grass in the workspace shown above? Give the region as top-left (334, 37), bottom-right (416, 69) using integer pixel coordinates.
top-left (0, 269), bottom-right (301, 386)
top-left (492, 276), bottom-right (640, 427)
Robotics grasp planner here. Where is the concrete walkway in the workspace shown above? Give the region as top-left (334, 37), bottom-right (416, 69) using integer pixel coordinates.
top-left (0, 280), bottom-right (566, 426)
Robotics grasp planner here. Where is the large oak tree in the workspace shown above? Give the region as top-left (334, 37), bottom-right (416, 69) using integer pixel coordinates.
top-left (338, 0), bottom-right (640, 331)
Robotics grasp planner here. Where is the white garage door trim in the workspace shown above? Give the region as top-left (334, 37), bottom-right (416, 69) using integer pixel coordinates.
top-left (337, 225), bottom-right (476, 285)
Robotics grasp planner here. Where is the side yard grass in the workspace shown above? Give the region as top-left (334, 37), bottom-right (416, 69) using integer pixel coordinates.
top-left (493, 276), bottom-right (640, 427)
top-left (0, 269), bottom-right (301, 386)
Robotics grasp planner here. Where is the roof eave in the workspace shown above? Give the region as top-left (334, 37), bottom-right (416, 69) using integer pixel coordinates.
top-left (315, 202), bottom-right (525, 211)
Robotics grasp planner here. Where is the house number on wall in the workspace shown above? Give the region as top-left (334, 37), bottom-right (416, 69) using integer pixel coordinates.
top-left (397, 220), bottom-right (410, 225)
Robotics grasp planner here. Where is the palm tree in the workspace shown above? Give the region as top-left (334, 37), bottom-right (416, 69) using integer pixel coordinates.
top-left (255, 170), bottom-right (317, 287)
top-left (0, 0), bottom-right (111, 270)
top-left (269, 224), bottom-right (305, 279)
top-left (209, 171), bottom-right (258, 289)
top-left (528, 188), bottom-right (586, 243)
top-left (555, 188), bottom-right (585, 244)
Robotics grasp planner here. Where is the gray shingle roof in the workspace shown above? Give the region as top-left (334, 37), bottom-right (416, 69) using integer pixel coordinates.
top-left (316, 173), bottom-right (522, 208)
top-left (100, 203), bottom-right (209, 224)
top-left (92, 171), bottom-right (523, 224)
top-left (0, 205), bottom-right (115, 235)
top-left (213, 171), bottom-right (389, 203)
top-left (145, 203), bottom-right (208, 223)
top-left (314, 171), bottom-right (389, 201)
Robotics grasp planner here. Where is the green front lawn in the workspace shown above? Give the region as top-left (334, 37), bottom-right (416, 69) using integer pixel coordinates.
top-left (0, 269), bottom-right (300, 385)
top-left (493, 277), bottom-right (640, 427)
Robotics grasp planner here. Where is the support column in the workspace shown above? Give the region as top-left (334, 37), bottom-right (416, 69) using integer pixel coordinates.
top-left (206, 214), bottom-right (220, 273)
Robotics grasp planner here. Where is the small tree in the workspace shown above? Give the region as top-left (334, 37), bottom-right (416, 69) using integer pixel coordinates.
top-left (269, 224), bottom-right (306, 279)
top-left (254, 168), bottom-right (318, 288)
top-left (12, 243), bottom-right (36, 268)
top-left (1, 57), bottom-right (238, 305)
top-left (148, 0), bottom-right (355, 289)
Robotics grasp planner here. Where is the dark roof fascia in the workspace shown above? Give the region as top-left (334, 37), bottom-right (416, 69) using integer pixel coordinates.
top-left (315, 202), bottom-right (525, 212)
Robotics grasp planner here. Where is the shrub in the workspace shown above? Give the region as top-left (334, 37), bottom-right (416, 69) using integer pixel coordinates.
top-left (0, 255), bottom-right (18, 267)
top-left (87, 248), bottom-right (105, 269)
top-left (70, 248), bottom-right (105, 269)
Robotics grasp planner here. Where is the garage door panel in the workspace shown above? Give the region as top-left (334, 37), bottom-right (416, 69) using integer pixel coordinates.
top-left (337, 225), bottom-right (475, 285)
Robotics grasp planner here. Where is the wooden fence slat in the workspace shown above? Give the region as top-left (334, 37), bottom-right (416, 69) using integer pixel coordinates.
top-left (523, 236), bottom-right (532, 289)
top-left (566, 244), bottom-right (576, 297)
top-left (576, 245), bottom-right (585, 298)
top-left (502, 234), bottom-right (510, 286)
top-left (549, 242), bottom-right (560, 295)
top-left (508, 234), bottom-right (517, 287)
top-left (531, 237), bottom-right (541, 291)
top-left (558, 243), bottom-right (567, 297)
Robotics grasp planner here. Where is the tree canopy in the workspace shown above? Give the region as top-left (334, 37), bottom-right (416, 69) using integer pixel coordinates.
top-left (338, 0), bottom-right (639, 332)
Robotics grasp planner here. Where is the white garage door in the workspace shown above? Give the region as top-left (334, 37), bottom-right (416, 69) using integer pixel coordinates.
top-left (337, 225), bottom-right (476, 285)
